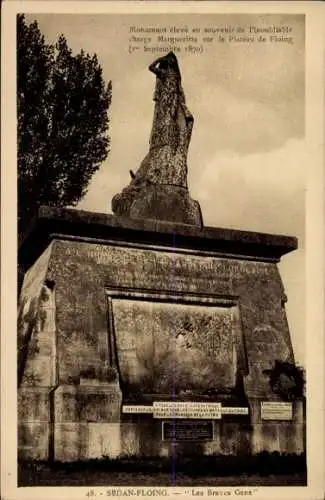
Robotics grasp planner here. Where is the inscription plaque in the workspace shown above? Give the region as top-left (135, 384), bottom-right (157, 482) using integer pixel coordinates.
top-left (162, 421), bottom-right (213, 441)
top-left (261, 402), bottom-right (293, 420)
top-left (122, 405), bottom-right (153, 414)
top-left (221, 407), bottom-right (249, 415)
top-left (153, 402), bottom-right (221, 419)
top-left (122, 404), bottom-right (249, 416)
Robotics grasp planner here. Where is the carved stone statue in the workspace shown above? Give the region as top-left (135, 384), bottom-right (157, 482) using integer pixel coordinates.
top-left (135, 51), bottom-right (194, 186)
top-left (112, 51), bottom-right (202, 227)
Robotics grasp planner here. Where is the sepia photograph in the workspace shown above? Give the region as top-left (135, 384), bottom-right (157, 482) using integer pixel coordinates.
top-left (1, 2), bottom-right (324, 499)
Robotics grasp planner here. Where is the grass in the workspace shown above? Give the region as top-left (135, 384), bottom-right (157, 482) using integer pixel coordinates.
top-left (18, 452), bottom-right (307, 487)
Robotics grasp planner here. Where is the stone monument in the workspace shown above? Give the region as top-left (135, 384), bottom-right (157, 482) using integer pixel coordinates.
top-left (112, 51), bottom-right (202, 226)
top-left (18, 52), bottom-right (304, 462)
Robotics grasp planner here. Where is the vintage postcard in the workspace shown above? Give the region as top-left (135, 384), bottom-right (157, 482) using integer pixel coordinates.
top-left (1, 1), bottom-right (324, 500)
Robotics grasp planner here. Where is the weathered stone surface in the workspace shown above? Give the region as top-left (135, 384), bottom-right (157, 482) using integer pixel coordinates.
top-left (19, 233), bottom-right (294, 396)
top-left (218, 422), bottom-right (248, 455)
top-left (54, 423), bottom-right (89, 461)
top-left (18, 388), bottom-right (49, 422)
top-left (249, 398), bottom-right (305, 454)
top-left (17, 207), bottom-right (303, 460)
top-left (111, 52), bottom-right (202, 225)
top-left (54, 385), bottom-right (122, 423)
top-left (112, 184), bottom-right (202, 226)
top-left (88, 423), bottom-right (121, 458)
top-left (251, 421), bottom-right (304, 455)
top-left (40, 238), bottom-right (293, 398)
top-left (18, 423), bottom-right (49, 460)
top-left (19, 207), bottom-right (298, 273)
top-left (119, 419), bottom-right (253, 458)
top-left (18, 280), bottom-right (56, 388)
top-left (18, 244), bottom-right (55, 387)
top-left (113, 299), bottom-right (237, 397)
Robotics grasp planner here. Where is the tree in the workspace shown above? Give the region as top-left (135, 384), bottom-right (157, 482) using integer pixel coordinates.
top-left (17, 14), bottom-right (111, 235)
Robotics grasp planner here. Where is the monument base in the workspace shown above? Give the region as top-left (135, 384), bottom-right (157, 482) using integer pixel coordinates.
top-left (18, 387), bottom-right (304, 460)
top-left (18, 207), bottom-right (304, 461)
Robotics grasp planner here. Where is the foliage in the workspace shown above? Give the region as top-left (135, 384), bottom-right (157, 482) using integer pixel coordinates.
top-left (18, 452), bottom-right (307, 486)
top-left (263, 360), bottom-right (305, 400)
top-left (17, 14), bottom-right (112, 234)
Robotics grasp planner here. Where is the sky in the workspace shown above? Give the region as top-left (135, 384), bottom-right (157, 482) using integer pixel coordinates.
top-left (26, 12), bottom-right (306, 365)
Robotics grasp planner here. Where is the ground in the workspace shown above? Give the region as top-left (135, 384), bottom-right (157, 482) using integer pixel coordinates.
top-left (18, 454), bottom-right (307, 487)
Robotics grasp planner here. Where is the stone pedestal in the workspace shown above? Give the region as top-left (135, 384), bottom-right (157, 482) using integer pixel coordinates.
top-left (18, 206), bottom-right (304, 461)
top-left (112, 183), bottom-right (202, 227)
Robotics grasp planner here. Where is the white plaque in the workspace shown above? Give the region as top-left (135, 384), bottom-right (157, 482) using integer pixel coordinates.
top-left (261, 402), bottom-right (293, 420)
top-left (153, 402), bottom-right (222, 419)
top-left (122, 405), bottom-right (153, 414)
top-left (122, 403), bottom-right (249, 417)
top-left (221, 407), bottom-right (249, 415)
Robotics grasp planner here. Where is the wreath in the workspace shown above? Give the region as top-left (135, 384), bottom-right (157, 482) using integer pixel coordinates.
top-left (263, 360), bottom-right (305, 401)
